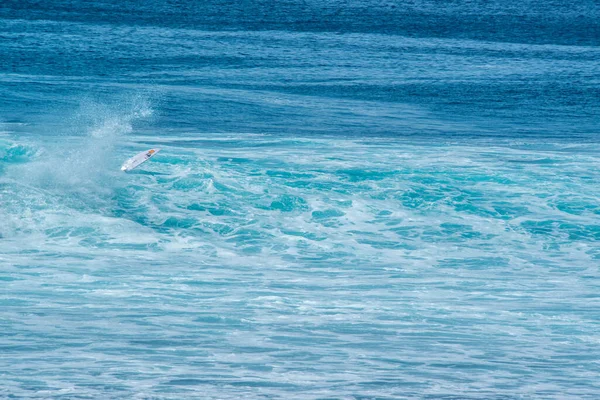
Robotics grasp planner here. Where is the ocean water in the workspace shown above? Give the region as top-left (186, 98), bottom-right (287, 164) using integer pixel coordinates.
top-left (1, 1), bottom-right (599, 398)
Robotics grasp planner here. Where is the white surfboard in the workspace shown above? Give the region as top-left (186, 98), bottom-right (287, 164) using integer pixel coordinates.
top-left (121, 148), bottom-right (160, 171)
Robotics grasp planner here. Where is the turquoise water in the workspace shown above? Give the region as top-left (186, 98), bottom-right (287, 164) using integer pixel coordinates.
top-left (1, 1), bottom-right (600, 398)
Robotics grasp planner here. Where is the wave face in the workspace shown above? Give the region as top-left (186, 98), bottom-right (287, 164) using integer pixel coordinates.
top-left (1, 1), bottom-right (599, 398)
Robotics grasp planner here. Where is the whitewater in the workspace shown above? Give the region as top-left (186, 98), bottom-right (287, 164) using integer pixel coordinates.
top-left (1, 1), bottom-right (599, 398)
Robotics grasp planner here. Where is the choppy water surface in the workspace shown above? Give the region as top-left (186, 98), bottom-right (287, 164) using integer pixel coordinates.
top-left (1, 1), bottom-right (599, 398)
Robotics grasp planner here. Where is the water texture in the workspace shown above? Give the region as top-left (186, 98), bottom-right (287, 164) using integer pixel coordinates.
top-left (0, 1), bottom-right (599, 398)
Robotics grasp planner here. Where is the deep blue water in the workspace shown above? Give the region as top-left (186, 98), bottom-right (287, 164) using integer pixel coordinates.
top-left (1, 1), bottom-right (599, 398)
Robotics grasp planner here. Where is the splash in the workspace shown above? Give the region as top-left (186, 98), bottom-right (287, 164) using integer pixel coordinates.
top-left (0, 94), bottom-right (155, 238)
top-left (15, 94), bottom-right (153, 186)
top-left (78, 94), bottom-right (154, 139)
